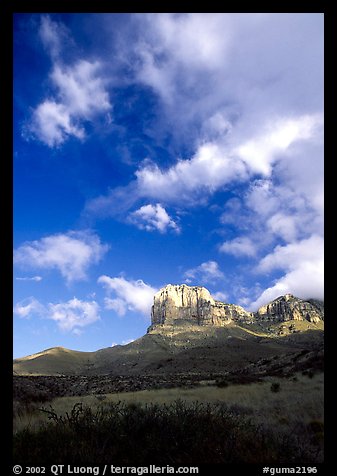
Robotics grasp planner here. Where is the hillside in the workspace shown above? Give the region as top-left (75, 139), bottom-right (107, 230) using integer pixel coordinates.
top-left (13, 286), bottom-right (324, 376)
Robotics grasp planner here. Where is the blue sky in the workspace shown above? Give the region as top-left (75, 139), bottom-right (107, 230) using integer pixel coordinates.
top-left (13, 13), bottom-right (324, 358)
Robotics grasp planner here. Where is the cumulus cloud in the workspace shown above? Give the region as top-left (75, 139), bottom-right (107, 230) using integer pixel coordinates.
top-left (14, 297), bottom-right (100, 333)
top-left (257, 235), bottom-right (323, 274)
top-left (98, 275), bottom-right (158, 317)
top-left (14, 230), bottom-right (108, 282)
top-left (30, 100), bottom-right (85, 147)
top-left (13, 297), bottom-right (45, 318)
top-left (50, 62), bottom-right (110, 117)
top-left (184, 260), bottom-right (224, 284)
top-left (220, 236), bottom-right (257, 257)
top-left (137, 115), bottom-right (321, 203)
top-left (86, 113), bottom-right (321, 218)
top-left (243, 175), bottom-right (323, 246)
top-left (83, 14), bottom-right (323, 285)
top-left (249, 235), bottom-right (324, 310)
top-left (48, 298), bottom-right (100, 332)
top-left (128, 203), bottom-right (179, 233)
top-left (135, 142), bottom-right (247, 203)
top-left (234, 115), bottom-right (321, 176)
top-left (28, 16), bottom-right (111, 147)
top-left (128, 13), bottom-right (323, 147)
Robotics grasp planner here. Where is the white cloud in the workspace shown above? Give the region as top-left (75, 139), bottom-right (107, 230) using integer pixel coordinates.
top-left (266, 213), bottom-right (298, 242)
top-left (28, 17), bottom-right (111, 147)
top-left (30, 100), bottom-right (85, 147)
top-left (14, 296), bottom-right (100, 333)
top-left (220, 197), bottom-right (245, 225)
top-left (84, 14), bottom-right (323, 260)
top-left (129, 13), bottom-right (323, 147)
top-left (39, 15), bottom-right (69, 60)
top-left (136, 115), bottom-right (321, 203)
top-left (135, 14), bottom-right (232, 104)
top-left (16, 276), bottom-right (42, 282)
top-left (249, 235), bottom-right (324, 310)
top-left (13, 297), bottom-right (45, 318)
top-left (184, 260), bottom-right (224, 284)
top-left (98, 275), bottom-right (158, 317)
top-left (202, 112), bottom-right (233, 140)
top-left (14, 231), bottom-right (108, 283)
top-left (150, 13), bottom-right (231, 71)
top-left (50, 61), bottom-right (111, 118)
top-left (234, 115), bottom-right (320, 176)
top-left (244, 179), bottom-right (279, 218)
top-left (257, 235), bottom-right (323, 273)
top-left (135, 141), bottom-right (247, 204)
top-left (86, 113), bottom-right (321, 219)
top-left (104, 297), bottom-right (127, 317)
top-left (243, 173), bottom-right (323, 246)
top-left (129, 203), bottom-right (179, 233)
top-left (38, 14), bottom-right (323, 312)
top-left (212, 291), bottom-right (228, 302)
top-left (48, 298), bottom-right (100, 332)
top-left (95, 14), bottom-right (322, 313)
top-left (220, 236), bottom-right (257, 257)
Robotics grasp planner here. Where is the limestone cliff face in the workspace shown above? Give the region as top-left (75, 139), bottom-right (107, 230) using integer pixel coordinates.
top-left (150, 284), bottom-right (253, 328)
top-left (150, 285), bottom-right (324, 329)
top-left (256, 294), bottom-right (324, 323)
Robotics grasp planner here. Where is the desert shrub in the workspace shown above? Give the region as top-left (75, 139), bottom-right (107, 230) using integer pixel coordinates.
top-left (308, 420), bottom-right (324, 434)
top-left (13, 400), bottom-right (322, 465)
top-left (302, 370), bottom-right (315, 378)
top-left (270, 382), bottom-right (281, 393)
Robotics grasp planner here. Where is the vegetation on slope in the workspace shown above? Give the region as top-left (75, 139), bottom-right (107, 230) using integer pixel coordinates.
top-left (13, 399), bottom-right (323, 465)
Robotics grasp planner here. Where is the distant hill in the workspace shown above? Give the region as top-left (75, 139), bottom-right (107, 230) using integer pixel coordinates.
top-left (13, 286), bottom-right (324, 376)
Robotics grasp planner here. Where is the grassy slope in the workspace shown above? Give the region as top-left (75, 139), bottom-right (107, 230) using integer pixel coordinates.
top-left (13, 347), bottom-right (96, 376)
top-left (13, 321), bottom-right (324, 376)
top-left (14, 372), bottom-right (324, 449)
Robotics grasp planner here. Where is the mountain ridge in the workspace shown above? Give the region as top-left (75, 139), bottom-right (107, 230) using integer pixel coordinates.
top-left (13, 286), bottom-right (324, 376)
top-left (149, 284), bottom-right (324, 329)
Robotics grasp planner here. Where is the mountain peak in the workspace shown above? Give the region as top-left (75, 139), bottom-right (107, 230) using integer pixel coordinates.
top-left (150, 284), bottom-right (324, 329)
top-left (150, 284), bottom-right (253, 329)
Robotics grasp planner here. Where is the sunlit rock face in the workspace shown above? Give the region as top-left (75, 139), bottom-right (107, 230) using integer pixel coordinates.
top-left (150, 285), bottom-right (324, 330)
top-left (150, 284), bottom-right (253, 328)
top-left (256, 294), bottom-right (324, 323)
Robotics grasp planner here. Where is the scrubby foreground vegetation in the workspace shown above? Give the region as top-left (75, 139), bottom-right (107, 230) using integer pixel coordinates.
top-left (14, 396), bottom-right (323, 465)
top-left (13, 346), bottom-right (324, 465)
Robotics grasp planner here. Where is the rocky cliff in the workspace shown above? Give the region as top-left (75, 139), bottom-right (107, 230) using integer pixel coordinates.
top-left (256, 294), bottom-right (324, 323)
top-left (150, 284), bottom-right (324, 329)
top-left (150, 284), bottom-right (253, 328)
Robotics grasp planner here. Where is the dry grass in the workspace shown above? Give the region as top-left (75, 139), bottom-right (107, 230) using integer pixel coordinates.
top-left (14, 371), bottom-right (323, 436)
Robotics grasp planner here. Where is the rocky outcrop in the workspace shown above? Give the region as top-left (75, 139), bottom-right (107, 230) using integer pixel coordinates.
top-left (150, 285), bottom-right (324, 330)
top-left (150, 284), bottom-right (253, 329)
top-left (256, 294), bottom-right (324, 323)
